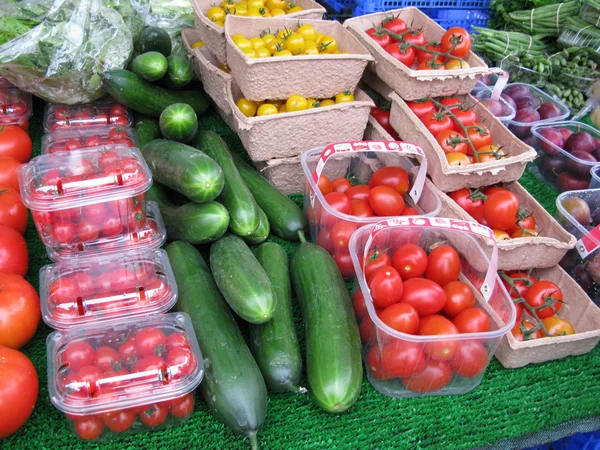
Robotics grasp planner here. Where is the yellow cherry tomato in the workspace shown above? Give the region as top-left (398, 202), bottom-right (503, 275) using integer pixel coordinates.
top-left (306, 98), bottom-right (320, 108)
top-left (247, 0), bottom-right (264, 7)
top-left (232, 33), bottom-right (248, 43)
top-left (273, 48), bottom-right (293, 57)
top-left (255, 47), bottom-right (271, 58)
top-left (279, 104), bottom-right (288, 113)
top-left (445, 59), bottom-right (470, 70)
top-left (270, 7), bottom-right (286, 15)
top-left (214, 19), bottom-right (225, 26)
top-left (263, 11), bottom-right (272, 16)
top-left (287, 5), bottom-right (304, 13)
top-left (541, 317), bottom-right (576, 337)
top-left (446, 152), bottom-right (471, 166)
top-left (493, 229), bottom-right (511, 241)
top-left (221, 0), bottom-right (236, 7)
top-left (261, 33), bottom-right (276, 46)
top-left (192, 41), bottom-right (205, 48)
top-left (302, 40), bottom-right (319, 55)
top-left (335, 91), bottom-right (355, 103)
top-left (218, 63), bottom-right (231, 73)
top-left (314, 32), bottom-right (325, 43)
top-left (244, 48), bottom-right (257, 58)
top-left (257, 104), bottom-right (279, 116)
top-left (266, 0), bottom-right (286, 9)
top-left (276, 28), bottom-right (293, 40)
top-left (237, 98), bottom-right (258, 117)
top-left (250, 36), bottom-right (266, 49)
top-left (235, 38), bottom-right (253, 53)
top-left (234, 3), bottom-right (248, 14)
top-left (286, 94), bottom-right (308, 111)
top-left (319, 99), bottom-right (335, 107)
top-left (284, 32), bottom-right (305, 55)
top-left (297, 24), bottom-right (316, 41)
top-left (318, 35), bottom-right (338, 53)
top-left (207, 6), bottom-right (226, 22)
top-left (247, 6), bottom-right (267, 15)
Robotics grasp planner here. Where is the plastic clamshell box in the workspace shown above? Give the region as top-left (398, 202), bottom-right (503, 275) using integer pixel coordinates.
top-left (499, 59), bottom-right (550, 88)
top-left (229, 82), bottom-right (375, 161)
top-left (473, 86), bottom-right (516, 126)
top-left (531, 121), bottom-right (600, 191)
top-left (44, 100), bottom-right (134, 133)
top-left (389, 91), bottom-right (537, 192)
top-left (349, 218), bottom-right (516, 397)
top-left (41, 125), bottom-right (140, 154)
top-left (18, 144), bottom-right (153, 250)
top-left (225, 16), bottom-right (374, 102)
top-left (0, 86), bottom-right (32, 128)
top-left (431, 181), bottom-right (576, 270)
top-left (495, 264), bottom-right (600, 368)
top-left (191, 0), bottom-right (326, 66)
top-left (40, 248), bottom-right (178, 330)
top-left (592, 166), bottom-right (600, 189)
top-left (344, 8), bottom-right (489, 101)
top-left (47, 312), bottom-right (204, 440)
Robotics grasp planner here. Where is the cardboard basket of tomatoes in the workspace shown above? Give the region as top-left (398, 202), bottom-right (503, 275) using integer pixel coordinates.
top-left (224, 16), bottom-right (374, 102)
top-left (301, 140), bottom-right (442, 276)
top-left (40, 248), bottom-right (178, 330)
top-left (348, 217), bottom-right (516, 398)
top-left (18, 144), bottom-right (153, 255)
top-left (41, 126), bottom-right (139, 154)
top-left (344, 8), bottom-right (489, 101)
top-left (0, 86), bottom-right (32, 131)
top-left (44, 101), bottom-right (133, 133)
top-left (431, 182), bottom-right (576, 270)
top-left (389, 91), bottom-right (537, 192)
top-left (495, 265), bottom-right (600, 368)
top-left (228, 82), bottom-right (374, 161)
top-left (191, 0), bottom-right (326, 66)
top-left (254, 155), bottom-right (303, 194)
top-left (47, 312), bottom-right (204, 441)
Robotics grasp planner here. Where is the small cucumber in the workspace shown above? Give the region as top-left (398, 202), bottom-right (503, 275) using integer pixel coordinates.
top-left (134, 114), bottom-right (162, 149)
top-left (250, 242), bottom-right (304, 393)
top-left (142, 139), bottom-right (224, 203)
top-left (210, 234), bottom-right (277, 324)
top-left (137, 27), bottom-right (172, 57)
top-left (166, 55), bottom-right (194, 89)
top-left (131, 51), bottom-right (168, 82)
top-left (159, 103), bottom-right (198, 143)
top-left (244, 207), bottom-right (269, 245)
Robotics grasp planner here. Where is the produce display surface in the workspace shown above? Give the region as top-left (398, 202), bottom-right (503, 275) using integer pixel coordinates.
top-left (6, 99), bottom-right (600, 450)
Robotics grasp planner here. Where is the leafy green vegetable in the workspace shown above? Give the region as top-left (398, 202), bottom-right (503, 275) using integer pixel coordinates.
top-left (0, 16), bottom-right (35, 45)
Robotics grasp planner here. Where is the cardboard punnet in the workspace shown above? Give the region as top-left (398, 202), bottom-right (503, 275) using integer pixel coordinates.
top-left (254, 156), bottom-right (303, 194)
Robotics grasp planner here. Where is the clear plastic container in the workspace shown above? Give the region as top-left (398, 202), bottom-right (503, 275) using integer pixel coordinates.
top-left (473, 86), bottom-right (516, 125)
top-left (40, 248), bottom-right (177, 330)
top-left (591, 165), bottom-right (600, 188)
top-left (45, 200), bottom-right (166, 261)
top-left (348, 217), bottom-right (516, 398)
top-left (42, 126), bottom-right (139, 154)
top-left (301, 141), bottom-right (441, 276)
top-left (580, 0), bottom-right (600, 26)
top-left (47, 312), bottom-right (204, 441)
top-left (44, 100), bottom-right (134, 133)
top-left (531, 121), bottom-right (600, 191)
top-left (18, 144), bottom-right (152, 249)
top-left (0, 86), bottom-right (32, 130)
top-left (499, 59), bottom-right (550, 87)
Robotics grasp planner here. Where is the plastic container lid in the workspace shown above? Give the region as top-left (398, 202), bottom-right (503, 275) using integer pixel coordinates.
top-left (40, 248), bottom-right (178, 330)
top-left (43, 100), bottom-right (134, 133)
top-left (47, 312), bottom-right (204, 416)
top-left (556, 188), bottom-right (600, 259)
top-left (591, 165), bottom-right (600, 188)
top-left (0, 86), bottom-right (32, 125)
top-left (41, 125), bottom-right (140, 154)
top-left (508, 82), bottom-right (570, 127)
top-left (18, 144), bottom-right (152, 212)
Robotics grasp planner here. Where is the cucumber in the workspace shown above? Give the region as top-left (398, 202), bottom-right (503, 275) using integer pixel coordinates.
top-left (166, 55), bottom-right (194, 89)
top-left (244, 207), bottom-right (269, 245)
top-left (250, 243), bottom-right (304, 393)
top-left (234, 156), bottom-right (307, 241)
top-left (142, 139), bottom-right (224, 203)
top-left (134, 115), bottom-right (162, 149)
top-left (210, 234), bottom-right (277, 324)
top-left (290, 233), bottom-right (362, 413)
top-left (137, 27), bottom-right (172, 57)
top-left (148, 183), bottom-right (229, 244)
top-left (102, 69), bottom-right (209, 117)
top-left (195, 131), bottom-right (261, 237)
top-left (131, 51), bottom-right (168, 82)
top-left (159, 103), bottom-right (198, 143)
top-left (167, 241), bottom-right (267, 450)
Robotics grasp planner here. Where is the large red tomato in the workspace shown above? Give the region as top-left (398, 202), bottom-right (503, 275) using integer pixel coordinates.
top-left (0, 157), bottom-right (21, 192)
top-left (0, 125), bottom-right (32, 162)
top-left (450, 340), bottom-right (488, 378)
top-left (453, 307), bottom-right (491, 333)
top-left (448, 188), bottom-right (483, 215)
top-left (440, 27), bottom-right (472, 58)
top-left (0, 225), bottom-right (27, 276)
top-left (419, 315), bottom-right (459, 360)
top-left (523, 281), bottom-right (563, 319)
top-left (369, 266), bottom-right (403, 308)
top-left (425, 245), bottom-right (460, 287)
top-left (367, 340), bottom-right (426, 380)
top-left (378, 302), bottom-right (419, 334)
top-left (400, 278), bottom-right (447, 316)
top-left (0, 186), bottom-right (27, 234)
top-left (369, 167), bottom-right (410, 195)
top-left (442, 281), bottom-right (476, 317)
top-left (0, 347), bottom-right (38, 438)
top-left (0, 273), bottom-right (39, 349)
top-left (483, 191), bottom-right (520, 231)
top-left (368, 186), bottom-right (405, 216)
top-left (402, 360), bottom-right (452, 393)
top-left (392, 243), bottom-right (428, 280)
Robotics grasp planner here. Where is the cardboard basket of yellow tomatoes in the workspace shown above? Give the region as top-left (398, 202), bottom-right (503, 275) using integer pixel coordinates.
top-left (389, 91), bottom-right (537, 192)
top-left (428, 181), bottom-right (576, 270)
top-left (494, 265), bottom-right (600, 368)
top-left (191, 0), bottom-right (325, 65)
top-left (344, 7), bottom-right (489, 101)
top-left (225, 16), bottom-right (374, 102)
top-left (227, 81), bottom-right (375, 161)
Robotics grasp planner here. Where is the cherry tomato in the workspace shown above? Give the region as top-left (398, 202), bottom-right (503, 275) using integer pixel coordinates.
top-left (417, 59), bottom-right (445, 70)
top-left (110, 267), bottom-right (138, 291)
top-left (110, 104), bottom-right (128, 118)
top-left (74, 416), bottom-right (104, 441)
top-left (83, 136), bottom-right (102, 147)
top-left (400, 278), bottom-right (447, 316)
top-left (402, 360), bottom-right (452, 393)
top-left (366, 27), bottom-right (392, 48)
top-left (367, 340), bottom-right (426, 380)
top-left (483, 191), bottom-right (520, 231)
top-left (361, 247), bottom-right (392, 282)
top-left (402, 31), bottom-right (426, 46)
top-left (119, 338), bottom-right (138, 366)
top-left (0, 157), bottom-right (21, 192)
top-left (407, 99), bottom-right (436, 117)
top-left (442, 281), bottom-right (475, 317)
top-left (419, 315), bottom-right (459, 360)
top-left (470, 205), bottom-right (488, 225)
top-left (511, 228), bottom-right (539, 238)
top-left (317, 228), bottom-right (333, 253)
top-left (50, 276), bottom-right (77, 306)
top-left (369, 266), bottom-right (403, 308)
top-left (383, 17), bottom-right (407, 34)
top-left (508, 215), bottom-right (537, 236)
top-left (132, 355), bottom-right (166, 374)
top-left (467, 125), bottom-right (492, 150)
top-left (98, 151), bottom-right (121, 171)
top-left (139, 403), bottom-right (169, 427)
top-left (169, 393), bottom-right (195, 418)
top-left (111, 116), bottom-right (129, 126)
top-left (360, 315), bottom-right (377, 344)
top-left (449, 188), bottom-right (483, 215)
top-left (541, 317), bottom-right (575, 337)
top-left (52, 220), bottom-right (76, 245)
top-left (331, 178), bottom-right (352, 193)
top-left (100, 215), bottom-right (124, 237)
top-left (63, 341), bottom-right (95, 371)
top-left (450, 340), bottom-right (488, 378)
top-left (436, 129), bottom-right (467, 155)
top-left (452, 109), bottom-right (477, 132)
top-left (353, 290), bottom-right (368, 320)
top-left (369, 166), bottom-right (410, 195)
top-left (346, 184), bottom-right (371, 202)
top-left (453, 307), bottom-right (490, 333)
top-left (378, 302), bottom-right (419, 334)
top-left (421, 111), bottom-right (454, 136)
top-left (523, 281), bottom-right (563, 319)
top-left (317, 175), bottom-right (332, 196)
top-left (135, 327), bottom-right (167, 357)
top-left (511, 319), bottom-right (543, 341)
top-left (324, 192), bottom-right (352, 216)
top-left (425, 245), bottom-right (460, 287)
top-left (401, 207), bottom-right (418, 216)
top-left (371, 107), bottom-right (397, 137)
top-left (167, 346), bottom-right (196, 379)
top-left (415, 44), bottom-right (444, 63)
top-left (384, 42), bottom-right (416, 66)
top-left (351, 199), bottom-right (374, 217)
top-left (446, 152), bottom-right (471, 166)
top-left (73, 365), bottom-right (101, 397)
top-left (329, 221), bottom-right (356, 252)
top-left (93, 346), bottom-right (121, 372)
top-left (333, 251), bottom-right (355, 277)
top-left (369, 186), bottom-right (405, 216)
top-left (440, 27), bottom-right (472, 58)
top-left (392, 243), bottom-right (428, 280)
top-left (104, 409), bottom-right (136, 433)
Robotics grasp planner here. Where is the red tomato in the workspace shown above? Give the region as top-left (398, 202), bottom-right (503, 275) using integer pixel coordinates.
top-left (104, 409), bottom-right (136, 433)
top-left (110, 104), bottom-right (128, 118)
top-left (470, 205), bottom-right (488, 226)
top-left (111, 116), bottom-right (129, 127)
top-left (135, 327), bottom-right (167, 357)
top-left (0, 125), bottom-right (31, 162)
top-left (331, 178), bottom-right (352, 194)
top-left (0, 157), bottom-right (21, 192)
top-left (110, 267), bottom-right (138, 291)
top-left (62, 341), bottom-right (95, 372)
top-left (367, 340), bottom-right (426, 380)
top-left (132, 355), bottom-right (166, 374)
top-left (425, 245), bottom-right (460, 287)
top-left (169, 393), bottom-right (195, 418)
top-left (400, 278), bottom-right (447, 316)
top-left (439, 97), bottom-right (463, 110)
top-left (402, 31), bottom-right (426, 46)
top-left (501, 272), bottom-right (536, 299)
top-left (73, 365), bottom-right (101, 397)
top-left (0, 273), bottom-right (39, 349)
top-left (436, 130), bottom-right (467, 155)
top-left (453, 307), bottom-right (490, 333)
top-left (383, 17), bottom-right (407, 34)
top-left (362, 248), bottom-right (392, 282)
top-left (52, 220), bottom-right (76, 245)
top-left (421, 111), bottom-right (454, 136)
top-left (384, 42), bottom-right (416, 66)
top-left (371, 107), bottom-right (398, 138)
top-left (119, 338), bottom-right (138, 366)
top-left (448, 188), bottom-right (483, 215)
top-left (0, 186), bottom-right (26, 235)
top-left (440, 27), bottom-right (472, 58)
top-left (450, 340), bottom-right (488, 377)
top-left (508, 215), bottom-right (537, 236)
top-left (401, 207), bottom-right (418, 216)
top-left (167, 346), bottom-right (196, 379)
top-left (359, 316), bottom-right (377, 344)
top-left (139, 403), bottom-right (169, 427)
top-left (93, 346), bottom-right (121, 372)
top-left (452, 109), bottom-right (478, 132)
top-left (407, 99), bottom-right (436, 117)
top-left (317, 228), bottom-right (333, 253)
top-left (0, 225), bottom-right (27, 276)
top-left (369, 186), bottom-right (405, 216)
top-left (402, 360), bottom-right (452, 393)
top-left (511, 319), bottom-right (543, 341)
top-left (77, 220), bottom-right (100, 241)
top-left (468, 125), bottom-right (492, 150)
top-left (346, 184), bottom-right (371, 202)
top-left (324, 192), bottom-right (352, 215)
top-left (417, 59), bottom-right (445, 70)
top-left (329, 221), bottom-right (356, 252)
top-left (83, 136), bottom-right (102, 147)
top-left (379, 302), bottom-right (419, 334)
top-left (392, 243), bottom-right (428, 280)
top-left (523, 280), bottom-right (563, 319)
top-left (366, 27), bottom-right (392, 48)
top-left (317, 175), bottom-right (332, 196)
top-left (50, 276), bottom-right (77, 306)
top-left (419, 315), bottom-right (459, 360)
top-left (74, 416), bottom-right (104, 441)
top-left (350, 199), bottom-right (374, 217)
top-left (483, 191), bottom-right (520, 231)
top-left (333, 251), bottom-right (355, 277)
top-left (353, 290), bottom-right (368, 320)
top-left (415, 44), bottom-right (444, 63)
top-left (100, 215), bottom-right (124, 237)
top-left (442, 281), bottom-right (475, 317)
top-left (369, 266), bottom-right (403, 308)
top-left (369, 166), bottom-right (410, 195)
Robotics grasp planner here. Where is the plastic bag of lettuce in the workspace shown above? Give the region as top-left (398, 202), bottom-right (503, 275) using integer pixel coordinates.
top-left (0, 0), bottom-right (134, 104)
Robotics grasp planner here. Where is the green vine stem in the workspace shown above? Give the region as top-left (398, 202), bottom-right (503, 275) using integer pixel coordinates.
top-left (378, 26), bottom-right (465, 62)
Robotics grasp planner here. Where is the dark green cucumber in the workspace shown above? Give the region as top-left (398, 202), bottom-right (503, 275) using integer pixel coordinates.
top-left (233, 156), bottom-right (307, 241)
top-left (131, 51), bottom-right (168, 82)
top-left (210, 234), bottom-right (277, 324)
top-left (137, 26), bottom-right (172, 57)
top-left (250, 243), bottom-right (304, 393)
top-left (195, 131), bottom-right (261, 237)
top-left (142, 139), bottom-right (224, 203)
top-left (290, 233), bottom-right (362, 413)
top-left (244, 207), bottom-right (269, 245)
top-left (167, 241), bottom-right (267, 450)
top-left (134, 115), bottom-right (162, 149)
top-left (159, 103), bottom-right (198, 143)
top-left (166, 55), bottom-right (193, 89)
top-left (102, 69), bottom-right (209, 117)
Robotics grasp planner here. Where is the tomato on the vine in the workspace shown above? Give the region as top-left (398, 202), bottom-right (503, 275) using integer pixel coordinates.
top-left (450, 340), bottom-right (488, 378)
top-left (378, 302), bottom-right (419, 334)
top-left (442, 281), bottom-right (475, 317)
top-left (446, 152), bottom-right (472, 166)
top-left (415, 44), bottom-right (444, 63)
top-left (467, 124), bottom-right (492, 151)
top-left (440, 27), bottom-right (472, 58)
top-left (369, 166), bottom-right (410, 195)
top-left (523, 281), bottom-right (563, 319)
top-left (419, 315), bottom-right (459, 360)
top-left (383, 17), bottom-right (408, 34)
top-left (402, 360), bottom-right (452, 393)
top-left (453, 307), bottom-right (490, 333)
top-left (369, 266), bottom-right (403, 308)
top-left (407, 99), bottom-right (436, 117)
top-left (425, 245), bottom-right (460, 287)
top-left (541, 317), bottom-right (575, 337)
top-left (508, 215), bottom-right (537, 236)
top-left (477, 145), bottom-right (506, 163)
top-left (384, 42), bottom-right (416, 67)
top-left (392, 243), bottom-right (428, 280)
top-left (366, 27), bottom-right (392, 48)
top-left (417, 59), bottom-right (445, 70)
top-left (452, 108), bottom-right (477, 132)
top-left (436, 130), bottom-right (467, 155)
top-left (421, 111), bottom-right (454, 136)
top-left (439, 97), bottom-right (463, 110)
top-left (449, 188), bottom-right (483, 214)
top-left (483, 191), bottom-right (520, 231)
top-left (511, 319), bottom-right (543, 341)
top-left (402, 31), bottom-right (426, 47)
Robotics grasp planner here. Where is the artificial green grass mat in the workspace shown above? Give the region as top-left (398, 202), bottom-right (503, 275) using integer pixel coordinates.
top-left (6, 99), bottom-right (600, 450)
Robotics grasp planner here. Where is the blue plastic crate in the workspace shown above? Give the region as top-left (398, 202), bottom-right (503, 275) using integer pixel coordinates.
top-left (422, 8), bottom-right (490, 32)
top-left (352, 0), bottom-right (490, 16)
